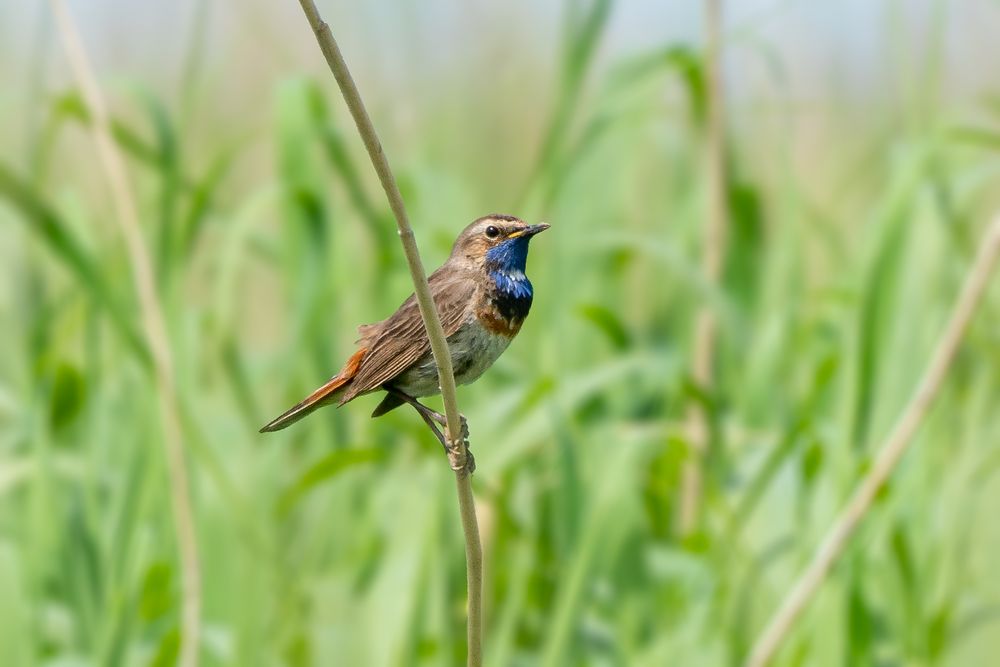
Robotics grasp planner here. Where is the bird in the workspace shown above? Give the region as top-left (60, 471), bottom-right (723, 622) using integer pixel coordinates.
top-left (260, 214), bottom-right (549, 465)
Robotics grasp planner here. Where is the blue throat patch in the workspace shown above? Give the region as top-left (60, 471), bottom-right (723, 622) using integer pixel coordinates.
top-left (486, 237), bottom-right (534, 300)
top-left (489, 270), bottom-right (533, 299)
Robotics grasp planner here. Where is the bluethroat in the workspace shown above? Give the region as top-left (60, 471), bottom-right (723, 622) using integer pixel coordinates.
top-left (260, 214), bottom-right (549, 464)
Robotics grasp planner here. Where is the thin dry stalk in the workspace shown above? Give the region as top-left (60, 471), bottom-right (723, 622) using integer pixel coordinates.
top-left (294, 1), bottom-right (483, 664)
top-left (680, 0), bottom-right (728, 535)
top-left (746, 215), bottom-right (1000, 667)
top-left (49, 1), bottom-right (202, 665)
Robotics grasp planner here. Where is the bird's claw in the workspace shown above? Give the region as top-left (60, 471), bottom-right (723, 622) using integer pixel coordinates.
top-left (394, 391), bottom-right (475, 474)
top-left (448, 446), bottom-right (475, 475)
top-left (445, 416), bottom-right (474, 474)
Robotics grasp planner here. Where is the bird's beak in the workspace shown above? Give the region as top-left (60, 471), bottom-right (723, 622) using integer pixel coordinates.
top-left (509, 222), bottom-right (551, 239)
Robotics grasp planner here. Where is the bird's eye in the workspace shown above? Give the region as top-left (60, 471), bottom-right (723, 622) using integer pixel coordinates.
top-left (485, 225), bottom-right (500, 239)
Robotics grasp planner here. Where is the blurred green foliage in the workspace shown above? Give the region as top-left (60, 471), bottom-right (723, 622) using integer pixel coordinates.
top-left (2, 1), bottom-right (1000, 666)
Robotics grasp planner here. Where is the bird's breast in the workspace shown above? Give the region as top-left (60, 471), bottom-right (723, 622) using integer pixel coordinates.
top-left (390, 314), bottom-right (515, 397)
top-left (448, 316), bottom-right (514, 385)
top-left (475, 300), bottom-right (527, 338)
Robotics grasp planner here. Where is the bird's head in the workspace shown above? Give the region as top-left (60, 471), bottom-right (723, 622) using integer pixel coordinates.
top-left (450, 214), bottom-right (550, 274)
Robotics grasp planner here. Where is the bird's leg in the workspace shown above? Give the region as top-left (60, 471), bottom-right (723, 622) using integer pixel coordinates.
top-left (385, 388), bottom-right (468, 436)
top-left (386, 388), bottom-right (473, 473)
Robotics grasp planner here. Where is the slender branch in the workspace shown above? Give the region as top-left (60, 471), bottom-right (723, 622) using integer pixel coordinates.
top-left (680, 0), bottom-right (727, 535)
top-left (746, 215), bottom-right (1000, 667)
top-left (293, 2), bottom-right (483, 664)
top-left (49, 2), bottom-right (202, 665)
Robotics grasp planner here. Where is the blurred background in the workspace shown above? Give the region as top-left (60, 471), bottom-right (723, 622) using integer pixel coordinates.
top-left (3, 0), bottom-right (1000, 665)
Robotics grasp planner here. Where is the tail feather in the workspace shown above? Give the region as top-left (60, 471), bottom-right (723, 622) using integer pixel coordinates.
top-left (259, 349), bottom-right (365, 433)
top-left (370, 392), bottom-right (405, 418)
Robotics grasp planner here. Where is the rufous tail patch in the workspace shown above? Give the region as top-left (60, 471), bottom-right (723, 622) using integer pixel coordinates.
top-left (258, 348), bottom-right (367, 432)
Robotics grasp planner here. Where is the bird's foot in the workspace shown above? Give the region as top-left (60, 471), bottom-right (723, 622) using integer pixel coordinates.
top-left (389, 389), bottom-right (474, 473)
top-left (421, 405), bottom-right (469, 439)
top-left (444, 420), bottom-right (474, 475)
top-left (450, 413), bottom-right (470, 440)
top-left (421, 412), bottom-right (473, 474)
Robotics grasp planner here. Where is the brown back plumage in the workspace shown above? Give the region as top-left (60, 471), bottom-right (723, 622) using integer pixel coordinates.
top-left (339, 263), bottom-right (477, 402)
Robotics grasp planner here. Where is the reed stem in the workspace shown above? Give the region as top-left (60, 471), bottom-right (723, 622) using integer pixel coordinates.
top-left (50, 1), bottom-right (202, 664)
top-left (294, 2), bottom-right (483, 663)
top-left (746, 215), bottom-right (1000, 667)
top-left (680, 0), bottom-right (728, 536)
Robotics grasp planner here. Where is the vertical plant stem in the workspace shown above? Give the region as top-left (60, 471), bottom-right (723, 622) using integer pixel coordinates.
top-left (179, 0), bottom-right (211, 124)
top-left (680, 0), bottom-right (727, 536)
top-left (293, 1), bottom-right (482, 664)
top-left (746, 215), bottom-right (1000, 667)
top-left (49, 2), bottom-right (202, 665)
top-left (456, 471), bottom-right (483, 663)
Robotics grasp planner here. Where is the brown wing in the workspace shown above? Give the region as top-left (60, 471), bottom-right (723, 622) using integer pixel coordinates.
top-left (339, 266), bottom-right (476, 403)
